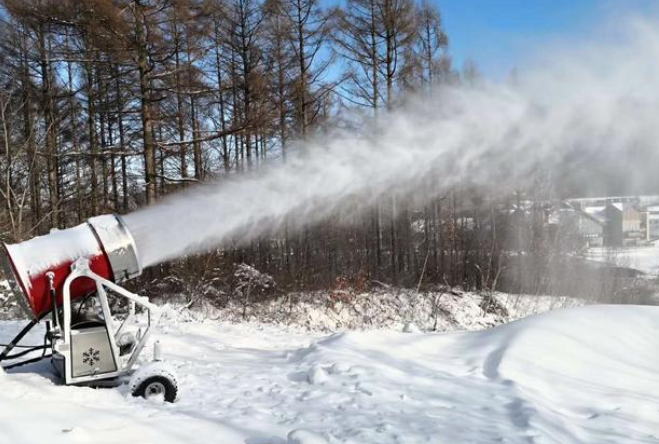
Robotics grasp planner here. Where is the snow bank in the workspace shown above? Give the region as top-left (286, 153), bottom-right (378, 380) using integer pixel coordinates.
top-left (586, 246), bottom-right (659, 276)
top-left (2, 304), bottom-right (658, 443)
top-left (282, 305), bottom-right (659, 443)
top-left (158, 289), bottom-right (583, 333)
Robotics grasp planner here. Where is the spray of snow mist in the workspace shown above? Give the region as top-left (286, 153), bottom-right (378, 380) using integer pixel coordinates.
top-left (125, 18), bottom-right (659, 268)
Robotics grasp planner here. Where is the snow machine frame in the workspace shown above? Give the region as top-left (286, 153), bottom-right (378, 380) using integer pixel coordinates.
top-left (0, 258), bottom-right (179, 401)
top-left (50, 257), bottom-right (159, 386)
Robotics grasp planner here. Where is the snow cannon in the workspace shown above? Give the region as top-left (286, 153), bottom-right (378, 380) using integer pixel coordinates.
top-left (1, 215), bottom-right (141, 320)
top-left (0, 215), bottom-right (179, 403)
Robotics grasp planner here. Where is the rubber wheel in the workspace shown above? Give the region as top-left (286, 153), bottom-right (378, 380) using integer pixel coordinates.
top-left (132, 375), bottom-right (178, 403)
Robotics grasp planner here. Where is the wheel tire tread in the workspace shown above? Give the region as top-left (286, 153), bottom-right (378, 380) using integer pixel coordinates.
top-left (134, 375), bottom-right (178, 403)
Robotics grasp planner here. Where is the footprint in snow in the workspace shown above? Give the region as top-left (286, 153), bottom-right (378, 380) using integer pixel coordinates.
top-left (287, 429), bottom-right (329, 444)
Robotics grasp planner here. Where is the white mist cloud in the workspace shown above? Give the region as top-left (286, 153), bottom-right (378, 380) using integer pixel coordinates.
top-left (125, 17), bottom-right (659, 268)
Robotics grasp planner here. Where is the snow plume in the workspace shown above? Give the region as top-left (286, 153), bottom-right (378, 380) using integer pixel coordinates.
top-left (126, 18), bottom-right (659, 268)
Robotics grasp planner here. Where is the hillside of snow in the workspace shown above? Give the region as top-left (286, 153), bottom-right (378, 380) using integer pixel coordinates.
top-left (1, 304), bottom-right (659, 443)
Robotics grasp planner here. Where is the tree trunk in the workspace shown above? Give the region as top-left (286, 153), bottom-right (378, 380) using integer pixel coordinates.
top-left (39, 24), bottom-right (59, 228)
top-left (134, 1), bottom-right (157, 204)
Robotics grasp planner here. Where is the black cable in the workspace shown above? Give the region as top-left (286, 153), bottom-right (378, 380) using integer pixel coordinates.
top-left (0, 316), bottom-right (54, 349)
top-left (48, 277), bottom-right (61, 330)
top-left (41, 330), bottom-right (48, 359)
top-left (1, 353), bottom-right (52, 371)
top-left (2, 345), bottom-right (49, 361)
top-left (1, 329), bottom-right (52, 371)
top-left (0, 343), bottom-right (47, 349)
top-left (0, 313), bottom-right (52, 363)
top-left (0, 331), bottom-right (51, 367)
top-left (0, 319), bottom-right (38, 361)
top-left (75, 292), bottom-right (96, 321)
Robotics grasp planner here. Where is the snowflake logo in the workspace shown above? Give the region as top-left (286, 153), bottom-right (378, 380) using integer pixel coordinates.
top-left (82, 347), bottom-right (101, 367)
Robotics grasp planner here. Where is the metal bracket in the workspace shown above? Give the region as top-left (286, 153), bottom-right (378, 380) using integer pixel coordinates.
top-left (56, 259), bottom-right (161, 385)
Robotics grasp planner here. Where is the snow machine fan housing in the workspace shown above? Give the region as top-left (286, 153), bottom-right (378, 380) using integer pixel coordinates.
top-left (1, 214), bottom-right (141, 320)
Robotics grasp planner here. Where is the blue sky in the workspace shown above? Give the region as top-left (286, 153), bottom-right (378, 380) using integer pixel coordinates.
top-left (438, 0), bottom-right (658, 79)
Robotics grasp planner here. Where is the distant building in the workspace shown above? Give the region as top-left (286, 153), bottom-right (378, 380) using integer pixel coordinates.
top-left (603, 203), bottom-right (642, 247)
top-left (566, 195), bottom-right (659, 209)
top-left (583, 206), bottom-right (606, 223)
top-left (604, 205), bottom-right (623, 247)
top-left (577, 212), bottom-right (605, 246)
top-left (543, 196), bottom-right (659, 248)
top-left (547, 208), bottom-right (604, 248)
top-left (646, 206), bottom-right (659, 241)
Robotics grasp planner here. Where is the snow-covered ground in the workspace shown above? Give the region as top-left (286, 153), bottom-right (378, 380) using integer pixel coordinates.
top-left (586, 245), bottom-right (659, 276)
top-left (155, 290), bottom-right (582, 332)
top-left (2, 303), bottom-right (659, 443)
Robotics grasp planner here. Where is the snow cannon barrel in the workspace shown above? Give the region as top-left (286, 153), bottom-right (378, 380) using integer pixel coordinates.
top-left (0, 214), bottom-right (141, 320)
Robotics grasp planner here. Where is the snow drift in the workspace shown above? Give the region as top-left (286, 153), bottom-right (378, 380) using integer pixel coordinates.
top-left (1, 305), bottom-right (658, 443)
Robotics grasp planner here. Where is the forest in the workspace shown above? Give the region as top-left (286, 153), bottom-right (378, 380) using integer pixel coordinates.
top-left (0, 0), bottom-right (618, 302)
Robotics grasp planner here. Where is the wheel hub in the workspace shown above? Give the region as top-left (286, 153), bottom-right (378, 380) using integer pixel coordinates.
top-left (144, 381), bottom-right (166, 399)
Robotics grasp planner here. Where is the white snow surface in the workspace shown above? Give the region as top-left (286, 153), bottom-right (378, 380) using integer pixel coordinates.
top-left (586, 246), bottom-right (659, 276)
top-left (2, 304), bottom-right (659, 443)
